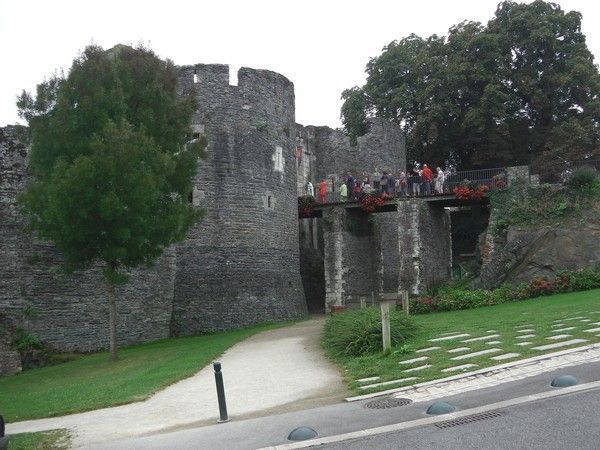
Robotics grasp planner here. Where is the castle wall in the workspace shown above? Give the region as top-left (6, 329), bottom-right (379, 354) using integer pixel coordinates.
top-left (309, 119), bottom-right (405, 183)
top-left (1, 128), bottom-right (176, 353)
top-left (171, 65), bottom-right (307, 334)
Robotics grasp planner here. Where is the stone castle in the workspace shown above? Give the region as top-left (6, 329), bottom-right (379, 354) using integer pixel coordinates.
top-left (1, 62), bottom-right (420, 356)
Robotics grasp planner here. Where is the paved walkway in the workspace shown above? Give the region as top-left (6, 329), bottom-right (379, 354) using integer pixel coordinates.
top-left (7, 318), bottom-right (348, 448)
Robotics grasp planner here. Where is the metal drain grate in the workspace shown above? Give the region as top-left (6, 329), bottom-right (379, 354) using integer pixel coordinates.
top-left (364, 397), bottom-right (413, 409)
top-left (435, 411), bottom-right (504, 429)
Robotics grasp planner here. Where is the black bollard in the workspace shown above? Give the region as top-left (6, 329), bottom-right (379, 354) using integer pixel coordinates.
top-left (213, 362), bottom-right (230, 423)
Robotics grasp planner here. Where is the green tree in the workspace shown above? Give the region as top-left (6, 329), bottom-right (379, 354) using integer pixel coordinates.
top-left (18, 44), bottom-right (205, 361)
top-left (342, 0), bottom-right (600, 176)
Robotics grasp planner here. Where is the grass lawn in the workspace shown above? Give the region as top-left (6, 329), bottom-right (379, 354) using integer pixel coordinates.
top-left (8, 429), bottom-right (70, 450)
top-left (0, 321), bottom-right (293, 422)
top-left (331, 289), bottom-right (600, 395)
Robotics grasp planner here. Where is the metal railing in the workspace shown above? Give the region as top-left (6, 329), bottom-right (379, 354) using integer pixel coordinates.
top-left (304, 167), bottom-right (508, 204)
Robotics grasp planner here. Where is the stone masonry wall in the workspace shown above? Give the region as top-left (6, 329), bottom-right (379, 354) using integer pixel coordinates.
top-left (1, 127), bottom-right (176, 352)
top-left (297, 119), bottom-right (406, 189)
top-left (398, 200), bottom-right (452, 294)
top-left (171, 65), bottom-right (307, 334)
top-left (322, 207), bottom-right (377, 310)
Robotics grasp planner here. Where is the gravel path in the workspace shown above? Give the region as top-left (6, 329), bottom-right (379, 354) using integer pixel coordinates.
top-left (7, 317), bottom-right (348, 447)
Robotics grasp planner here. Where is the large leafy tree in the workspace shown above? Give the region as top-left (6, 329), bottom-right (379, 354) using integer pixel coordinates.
top-left (342, 0), bottom-right (600, 177)
top-left (18, 44), bottom-right (204, 360)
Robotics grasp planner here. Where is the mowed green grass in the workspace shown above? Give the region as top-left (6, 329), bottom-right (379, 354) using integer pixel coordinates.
top-left (0, 322), bottom-right (291, 422)
top-left (8, 429), bottom-right (70, 450)
top-left (336, 289), bottom-right (600, 394)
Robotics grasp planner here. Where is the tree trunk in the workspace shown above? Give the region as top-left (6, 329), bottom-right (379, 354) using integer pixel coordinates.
top-left (106, 280), bottom-right (118, 361)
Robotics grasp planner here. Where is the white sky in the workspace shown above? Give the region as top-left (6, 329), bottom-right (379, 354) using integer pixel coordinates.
top-left (0, 0), bottom-right (598, 128)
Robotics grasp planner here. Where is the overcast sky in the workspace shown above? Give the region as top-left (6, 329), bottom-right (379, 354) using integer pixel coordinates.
top-left (0, 0), bottom-right (598, 128)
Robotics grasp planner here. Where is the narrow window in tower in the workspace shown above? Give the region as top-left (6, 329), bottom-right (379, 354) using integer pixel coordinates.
top-left (193, 69), bottom-right (198, 84)
top-left (268, 196), bottom-right (272, 208)
top-left (273, 146), bottom-right (284, 172)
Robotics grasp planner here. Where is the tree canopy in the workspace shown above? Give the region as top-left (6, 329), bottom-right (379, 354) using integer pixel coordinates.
top-left (18, 44), bottom-right (204, 359)
top-left (342, 0), bottom-right (600, 178)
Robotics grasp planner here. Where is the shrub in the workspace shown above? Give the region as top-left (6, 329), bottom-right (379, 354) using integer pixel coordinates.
top-left (567, 166), bottom-right (598, 190)
top-left (323, 307), bottom-right (418, 356)
top-left (12, 327), bottom-right (47, 369)
top-left (409, 267), bottom-right (600, 315)
top-left (566, 267), bottom-right (600, 291)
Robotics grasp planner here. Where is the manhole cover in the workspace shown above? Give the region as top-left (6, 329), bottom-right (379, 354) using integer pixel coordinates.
top-left (364, 397), bottom-right (413, 409)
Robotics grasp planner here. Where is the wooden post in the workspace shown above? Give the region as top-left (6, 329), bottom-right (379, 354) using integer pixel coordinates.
top-left (380, 300), bottom-right (395, 353)
top-left (400, 290), bottom-right (409, 315)
top-left (359, 296), bottom-right (366, 309)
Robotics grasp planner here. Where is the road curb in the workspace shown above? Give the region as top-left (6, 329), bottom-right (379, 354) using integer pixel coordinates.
top-left (261, 379), bottom-right (600, 449)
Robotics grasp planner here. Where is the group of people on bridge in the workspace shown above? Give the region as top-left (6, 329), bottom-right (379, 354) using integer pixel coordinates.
top-left (306, 164), bottom-right (447, 203)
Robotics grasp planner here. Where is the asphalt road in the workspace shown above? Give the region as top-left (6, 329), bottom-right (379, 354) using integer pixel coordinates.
top-left (82, 360), bottom-right (600, 450)
top-left (324, 387), bottom-right (600, 450)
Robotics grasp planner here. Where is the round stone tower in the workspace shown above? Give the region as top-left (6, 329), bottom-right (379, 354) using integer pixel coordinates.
top-left (172, 64), bottom-right (307, 334)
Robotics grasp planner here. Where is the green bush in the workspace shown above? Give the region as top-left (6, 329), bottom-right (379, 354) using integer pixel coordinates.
top-left (567, 166), bottom-right (598, 190)
top-left (411, 267), bottom-right (600, 315)
top-left (566, 267), bottom-right (600, 291)
top-left (323, 307), bottom-right (418, 356)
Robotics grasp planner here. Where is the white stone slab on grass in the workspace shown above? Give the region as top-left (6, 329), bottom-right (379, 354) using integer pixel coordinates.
top-left (462, 334), bottom-right (500, 343)
top-left (532, 339), bottom-right (588, 351)
top-left (416, 346), bottom-right (441, 353)
top-left (403, 364), bottom-right (432, 373)
top-left (399, 356), bottom-right (429, 365)
top-left (546, 334), bottom-right (572, 340)
top-left (358, 377), bottom-right (418, 390)
top-left (442, 364), bottom-right (478, 373)
top-left (486, 330), bottom-right (497, 333)
top-left (447, 347), bottom-right (470, 353)
top-left (451, 348), bottom-right (502, 360)
top-left (356, 376), bottom-right (380, 383)
top-left (517, 329), bottom-right (535, 333)
top-left (515, 324), bottom-right (533, 328)
top-left (552, 326), bottom-right (575, 332)
top-left (580, 319), bottom-right (592, 322)
top-left (486, 341), bottom-right (502, 345)
top-left (490, 353), bottom-right (520, 361)
top-left (583, 327), bottom-right (600, 333)
top-left (516, 334), bottom-right (536, 339)
top-left (551, 323), bottom-right (567, 328)
top-left (515, 342), bottom-right (532, 346)
top-left (429, 334), bottom-right (470, 342)
top-left (564, 317), bottom-right (585, 321)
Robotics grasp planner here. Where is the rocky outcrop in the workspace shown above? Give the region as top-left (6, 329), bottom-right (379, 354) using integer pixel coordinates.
top-left (477, 219), bottom-right (600, 288)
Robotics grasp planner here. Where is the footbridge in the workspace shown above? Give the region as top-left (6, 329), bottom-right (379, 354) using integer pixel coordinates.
top-left (298, 166), bottom-right (530, 313)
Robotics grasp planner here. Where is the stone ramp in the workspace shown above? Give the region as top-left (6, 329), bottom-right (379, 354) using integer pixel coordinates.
top-left (6, 318), bottom-right (347, 447)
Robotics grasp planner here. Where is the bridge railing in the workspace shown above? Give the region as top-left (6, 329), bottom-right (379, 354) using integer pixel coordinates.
top-left (305, 167), bottom-right (508, 204)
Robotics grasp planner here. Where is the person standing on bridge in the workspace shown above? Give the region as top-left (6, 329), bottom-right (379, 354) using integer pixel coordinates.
top-left (410, 164), bottom-right (421, 196)
top-left (362, 172), bottom-right (371, 192)
top-left (422, 164), bottom-right (433, 195)
top-left (434, 167), bottom-right (445, 194)
top-left (380, 171), bottom-right (389, 195)
top-left (306, 181), bottom-right (314, 197)
top-left (397, 171), bottom-right (408, 196)
top-left (339, 181), bottom-right (348, 202)
top-left (318, 179), bottom-right (327, 203)
top-left (346, 172), bottom-right (355, 201)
